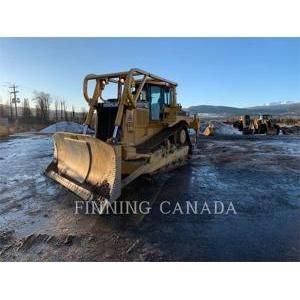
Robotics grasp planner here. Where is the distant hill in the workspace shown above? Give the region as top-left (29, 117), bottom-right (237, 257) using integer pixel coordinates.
top-left (264, 100), bottom-right (295, 106)
top-left (187, 102), bottom-right (300, 118)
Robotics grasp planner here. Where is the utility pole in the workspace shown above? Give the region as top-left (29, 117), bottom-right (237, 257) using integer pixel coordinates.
top-left (9, 84), bottom-right (20, 119)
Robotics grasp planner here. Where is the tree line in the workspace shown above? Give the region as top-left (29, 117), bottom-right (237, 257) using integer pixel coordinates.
top-left (0, 91), bottom-right (87, 125)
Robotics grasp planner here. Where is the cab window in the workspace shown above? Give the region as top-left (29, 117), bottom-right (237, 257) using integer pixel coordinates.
top-left (150, 85), bottom-right (162, 120)
top-left (164, 87), bottom-right (173, 106)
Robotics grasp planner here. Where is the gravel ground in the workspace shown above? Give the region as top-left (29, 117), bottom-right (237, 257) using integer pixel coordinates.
top-left (0, 133), bottom-right (299, 261)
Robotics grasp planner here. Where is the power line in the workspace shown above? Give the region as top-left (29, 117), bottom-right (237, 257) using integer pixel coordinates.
top-left (9, 84), bottom-right (20, 119)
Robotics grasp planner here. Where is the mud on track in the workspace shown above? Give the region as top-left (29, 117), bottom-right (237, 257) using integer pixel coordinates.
top-left (0, 134), bottom-right (299, 261)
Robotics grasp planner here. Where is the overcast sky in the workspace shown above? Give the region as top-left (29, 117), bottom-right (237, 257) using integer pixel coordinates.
top-left (0, 38), bottom-right (299, 109)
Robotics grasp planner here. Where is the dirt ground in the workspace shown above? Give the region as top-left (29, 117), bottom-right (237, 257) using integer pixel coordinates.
top-left (0, 133), bottom-right (299, 261)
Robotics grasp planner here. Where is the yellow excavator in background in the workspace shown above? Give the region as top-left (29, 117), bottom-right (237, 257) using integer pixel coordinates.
top-left (235, 114), bottom-right (280, 135)
top-left (46, 68), bottom-right (199, 212)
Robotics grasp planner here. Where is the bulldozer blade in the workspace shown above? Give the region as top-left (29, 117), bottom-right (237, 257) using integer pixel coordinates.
top-left (45, 132), bottom-right (122, 206)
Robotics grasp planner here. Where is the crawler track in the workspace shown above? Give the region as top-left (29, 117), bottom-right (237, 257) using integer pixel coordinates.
top-left (136, 122), bottom-right (192, 154)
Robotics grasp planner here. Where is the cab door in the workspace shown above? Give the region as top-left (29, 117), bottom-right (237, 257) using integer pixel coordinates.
top-left (149, 85), bottom-right (163, 121)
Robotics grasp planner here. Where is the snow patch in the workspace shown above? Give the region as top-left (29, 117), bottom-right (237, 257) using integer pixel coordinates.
top-left (40, 122), bottom-right (94, 134)
top-left (208, 120), bottom-right (242, 136)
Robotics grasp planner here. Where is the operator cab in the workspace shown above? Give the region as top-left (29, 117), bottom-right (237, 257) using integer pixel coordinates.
top-left (84, 69), bottom-right (178, 142)
top-left (135, 83), bottom-right (174, 121)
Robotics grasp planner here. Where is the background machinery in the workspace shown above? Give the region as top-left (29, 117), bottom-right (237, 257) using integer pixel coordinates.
top-left (46, 68), bottom-right (200, 211)
top-left (253, 114), bottom-right (280, 134)
top-left (235, 114), bottom-right (280, 135)
top-left (237, 115), bottom-right (253, 134)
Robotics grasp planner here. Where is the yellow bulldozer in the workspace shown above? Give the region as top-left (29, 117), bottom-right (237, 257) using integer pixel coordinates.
top-left (46, 68), bottom-right (199, 211)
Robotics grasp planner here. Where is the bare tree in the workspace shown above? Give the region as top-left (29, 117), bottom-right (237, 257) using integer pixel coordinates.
top-left (60, 100), bottom-right (64, 120)
top-left (72, 105), bottom-right (75, 121)
top-left (80, 107), bottom-right (87, 123)
top-left (3, 100), bottom-right (10, 119)
top-left (33, 91), bottom-right (52, 123)
top-left (22, 98), bottom-right (32, 122)
top-left (64, 101), bottom-right (68, 121)
top-left (9, 95), bottom-right (13, 119)
top-left (0, 97), bottom-right (4, 118)
top-left (54, 98), bottom-right (59, 121)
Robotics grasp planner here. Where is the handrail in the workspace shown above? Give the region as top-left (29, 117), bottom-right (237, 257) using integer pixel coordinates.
top-left (83, 68), bottom-right (177, 103)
